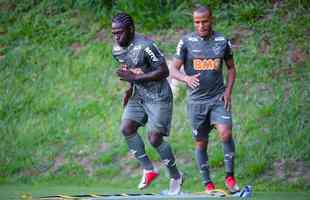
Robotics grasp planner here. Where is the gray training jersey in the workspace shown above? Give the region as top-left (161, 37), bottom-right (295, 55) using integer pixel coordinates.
top-left (174, 31), bottom-right (233, 102)
top-left (112, 34), bottom-right (172, 102)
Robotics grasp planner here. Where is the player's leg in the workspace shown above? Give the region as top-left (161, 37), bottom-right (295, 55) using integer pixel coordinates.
top-left (121, 119), bottom-right (153, 171)
top-left (194, 126), bottom-right (216, 193)
top-left (121, 99), bottom-right (157, 189)
top-left (146, 100), bottom-right (183, 194)
top-left (211, 95), bottom-right (240, 193)
top-left (215, 124), bottom-right (239, 193)
top-left (188, 102), bottom-right (215, 192)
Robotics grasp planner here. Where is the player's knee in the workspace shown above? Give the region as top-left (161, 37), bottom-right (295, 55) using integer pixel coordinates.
top-left (220, 131), bottom-right (232, 143)
top-left (148, 132), bottom-right (163, 147)
top-left (120, 121), bottom-right (137, 137)
top-left (196, 139), bottom-right (207, 150)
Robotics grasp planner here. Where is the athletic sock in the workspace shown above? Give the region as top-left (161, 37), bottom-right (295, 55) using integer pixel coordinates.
top-left (155, 141), bottom-right (180, 179)
top-left (223, 137), bottom-right (235, 175)
top-left (195, 147), bottom-right (211, 185)
top-left (125, 134), bottom-right (153, 170)
top-left (195, 148), bottom-right (211, 184)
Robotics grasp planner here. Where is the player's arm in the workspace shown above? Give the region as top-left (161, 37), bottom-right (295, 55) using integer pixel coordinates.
top-left (116, 44), bottom-right (169, 83)
top-left (171, 57), bottom-right (200, 89)
top-left (224, 58), bottom-right (236, 97)
top-left (223, 56), bottom-right (236, 111)
top-left (122, 82), bottom-right (133, 107)
top-left (171, 37), bottom-right (200, 89)
top-left (221, 39), bottom-right (236, 111)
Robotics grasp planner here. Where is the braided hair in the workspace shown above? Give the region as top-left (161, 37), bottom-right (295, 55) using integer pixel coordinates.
top-left (112, 12), bottom-right (135, 29)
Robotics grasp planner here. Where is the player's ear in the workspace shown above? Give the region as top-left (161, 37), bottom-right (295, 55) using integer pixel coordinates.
top-left (129, 26), bottom-right (134, 35)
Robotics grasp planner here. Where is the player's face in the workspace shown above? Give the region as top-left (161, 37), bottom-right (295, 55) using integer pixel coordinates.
top-left (193, 11), bottom-right (212, 38)
top-left (112, 22), bottom-right (132, 47)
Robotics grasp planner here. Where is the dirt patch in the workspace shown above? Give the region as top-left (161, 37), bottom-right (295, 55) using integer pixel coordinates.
top-left (50, 153), bottom-right (67, 172)
top-left (259, 35), bottom-right (271, 54)
top-left (70, 42), bottom-right (82, 56)
top-left (231, 27), bottom-right (253, 49)
top-left (0, 30), bottom-right (6, 36)
top-left (263, 159), bottom-right (310, 183)
top-left (118, 153), bottom-right (140, 176)
top-left (0, 2), bottom-right (16, 12)
top-left (148, 29), bottom-right (188, 44)
top-left (94, 29), bottom-right (111, 43)
top-left (281, 160), bottom-right (310, 183)
top-left (76, 157), bottom-right (94, 175)
top-left (271, 67), bottom-right (298, 79)
top-left (97, 142), bottom-right (108, 153)
top-left (289, 48), bottom-right (307, 64)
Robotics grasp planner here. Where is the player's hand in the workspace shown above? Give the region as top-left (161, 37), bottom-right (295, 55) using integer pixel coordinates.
top-left (123, 87), bottom-right (133, 107)
top-left (184, 73), bottom-right (200, 89)
top-left (222, 91), bottom-right (232, 111)
top-left (116, 68), bottom-right (137, 82)
top-left (130, 68), bottom-right (144, 75)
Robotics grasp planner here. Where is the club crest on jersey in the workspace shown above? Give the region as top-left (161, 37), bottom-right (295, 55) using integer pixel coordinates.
top-left (129, 45), bottom-right (141, 65)
top-left (132, 45), bottom-right (142, 51)
top-left (213, 43), bottom-right (223, 55)
top-left (193, 58), bottom-right (220, 71)
top-left (145, 46), bottom-right (159, 62)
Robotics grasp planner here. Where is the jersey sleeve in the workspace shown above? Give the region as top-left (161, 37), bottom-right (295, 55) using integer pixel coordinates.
top-left (174, 38), bottom-right (187, 62)
top-left (143, 42), bottom-right (165, 68)
top-left (223, 39), bottom-right (233, 60)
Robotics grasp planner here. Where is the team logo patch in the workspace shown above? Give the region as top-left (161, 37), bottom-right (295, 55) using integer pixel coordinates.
top-left (213, 43), bottom-right (222, 55)
top-left (129, 46), bottom-right (141, 65)
top-left (193, 58), bottom-right (220, 71)
top-left (132, 45), bottom-right (142, 51)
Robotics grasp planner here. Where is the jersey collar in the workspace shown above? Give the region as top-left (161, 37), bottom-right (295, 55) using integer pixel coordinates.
top-left (195, 31), bottom-right (215, 41)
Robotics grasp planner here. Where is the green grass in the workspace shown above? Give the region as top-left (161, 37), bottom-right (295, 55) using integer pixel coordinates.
top-left (0, 0), bottom-right (309, 197)
top-left (0, 184), bottom-right (309, 200)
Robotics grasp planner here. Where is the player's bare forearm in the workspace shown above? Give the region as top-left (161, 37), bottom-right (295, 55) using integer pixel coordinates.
top-left (134, 63), bottom-right (169, 82)
top-left (171, 58), bottom-right (200, 89)
top-left (225, 58), bottom-right (236, 96)
top-left (171, 58), bottom-right (186, 82)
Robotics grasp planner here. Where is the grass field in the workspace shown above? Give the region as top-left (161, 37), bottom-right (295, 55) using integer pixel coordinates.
top-left (0, 0), bottom-right (309, 198)
top-left (0, 184), bottom-right (309, 200)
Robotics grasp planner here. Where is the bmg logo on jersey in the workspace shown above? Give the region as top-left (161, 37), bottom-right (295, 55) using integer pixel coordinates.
top-left (193, 58), bottom-right (220, 71)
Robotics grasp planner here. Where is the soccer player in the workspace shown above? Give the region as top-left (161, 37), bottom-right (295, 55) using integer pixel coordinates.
top-left (111, 12), bottom-right (183, 195)
top-left (170, 6), bottom-right (240, 194)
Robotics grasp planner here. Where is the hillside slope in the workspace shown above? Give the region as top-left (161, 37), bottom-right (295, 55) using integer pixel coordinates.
top-left (0, 0), bottom-right (309, 192)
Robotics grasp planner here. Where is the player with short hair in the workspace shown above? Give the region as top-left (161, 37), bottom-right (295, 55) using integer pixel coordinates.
top-left (111, 12), bottom-right (183, 195)
top-left (171, 6), bottom-right (240, 194)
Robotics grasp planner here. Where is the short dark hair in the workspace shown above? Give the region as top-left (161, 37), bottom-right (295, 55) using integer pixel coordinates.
top-left (194, 5), bottom-right (212, 16)
top-left (112, 12), bottom-right (135, 29)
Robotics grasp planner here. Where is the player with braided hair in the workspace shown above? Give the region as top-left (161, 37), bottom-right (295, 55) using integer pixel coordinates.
top-left (111, 12), bottom-right (183, 195)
